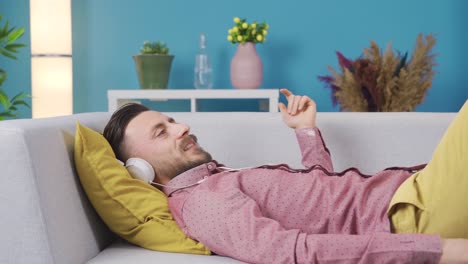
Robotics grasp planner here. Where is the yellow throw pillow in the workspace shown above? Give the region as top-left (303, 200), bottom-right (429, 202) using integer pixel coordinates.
top-left (74, 122), bottom-right (210, 254)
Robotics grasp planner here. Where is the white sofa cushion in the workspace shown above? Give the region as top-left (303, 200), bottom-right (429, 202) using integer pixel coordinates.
top-left (88, 240), bottom-right (244, 264)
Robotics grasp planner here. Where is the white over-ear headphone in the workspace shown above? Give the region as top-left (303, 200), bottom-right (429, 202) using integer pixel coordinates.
top-left (118, 158), bottom-right (207, 189)
top-left (125, 158), bottom-right (155, 184)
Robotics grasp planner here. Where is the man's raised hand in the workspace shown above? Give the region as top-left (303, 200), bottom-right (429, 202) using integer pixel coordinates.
top-left (278, 88), bottom-right (317, 129)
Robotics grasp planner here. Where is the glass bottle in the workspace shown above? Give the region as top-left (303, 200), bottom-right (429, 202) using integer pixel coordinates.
top-left (194, 33), bottom-right (213, 89)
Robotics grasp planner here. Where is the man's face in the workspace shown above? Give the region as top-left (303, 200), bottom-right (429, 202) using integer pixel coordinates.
top-left (123, 111), bottom-right (212, 184)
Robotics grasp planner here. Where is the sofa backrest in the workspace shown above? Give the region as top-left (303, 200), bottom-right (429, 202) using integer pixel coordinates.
top-left (179, 112), bottom-right (456, 173)
top-left (0, 111), bottom-right (456, 264)
top-left (0, 112), bottom-right (114, 264)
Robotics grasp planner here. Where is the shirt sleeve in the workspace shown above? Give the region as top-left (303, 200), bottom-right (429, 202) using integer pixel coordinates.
top-left (182, 188), bottom-right (442, 264)
top-left (295, 127), bottom-right (334, 171)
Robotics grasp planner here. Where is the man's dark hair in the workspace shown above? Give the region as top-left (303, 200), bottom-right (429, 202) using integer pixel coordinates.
top-left (103, 103), bottom-right (150, 160)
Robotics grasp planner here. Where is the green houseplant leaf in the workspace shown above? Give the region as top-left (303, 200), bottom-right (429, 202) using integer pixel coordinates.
top-left (7, 27), bottom-right (24, 44)
top-left (13, 100), bottom-right (30, 108)
top-left (0, 89), bottom-right (11, 109)
top-left (0, 69), bottom-right (6, 86)
top-left (5, 43), bottom-right (26, 53)
top-left (11, 92), bottom-right (28, 102)
top-left (0, 15), bottom-right (29, 120)
top-left (0, 111), bottom-right (16, 120)
top-left (0, 47), bottom-right (18, 60)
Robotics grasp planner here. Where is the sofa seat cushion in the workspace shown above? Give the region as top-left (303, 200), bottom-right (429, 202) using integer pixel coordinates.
top-left (88, 241), bottom-right (245, 264)
top-left (74, 123), bottom-right (209, 254)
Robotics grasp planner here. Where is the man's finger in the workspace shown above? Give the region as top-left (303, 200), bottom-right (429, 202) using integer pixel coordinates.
top-left (298, 96), bottom-right (309, 111)
top-left (280, 88), bottom-right (293, 98)
top-left (278, 102), bottom-right (287, 115)
top-left (288, 96), bottom-right (296, 114)
top-left (281, 89), bottom-right (295, 109)
top-left (292, 96), bottom-right (300, 115)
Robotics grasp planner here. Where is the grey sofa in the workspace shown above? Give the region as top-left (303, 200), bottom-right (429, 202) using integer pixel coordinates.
top-left (0, 111), bottom-right (456, 264)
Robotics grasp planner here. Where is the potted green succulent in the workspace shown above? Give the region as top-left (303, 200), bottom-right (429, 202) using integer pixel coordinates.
top-left (0, 15), bottom-right (30, 121)
top-left (133, 41), bottom-right (174, 89)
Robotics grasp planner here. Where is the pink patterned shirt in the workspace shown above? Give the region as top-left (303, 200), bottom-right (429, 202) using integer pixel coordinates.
top-left (163, 127), bottom-right (441, 264)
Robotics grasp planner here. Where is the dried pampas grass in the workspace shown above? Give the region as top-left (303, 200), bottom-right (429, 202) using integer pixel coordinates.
top-left (319, 34), bottom-right (437, 112)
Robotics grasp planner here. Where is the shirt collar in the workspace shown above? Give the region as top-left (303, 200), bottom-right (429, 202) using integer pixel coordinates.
top-left (162, 160), bottom-right (220, 196)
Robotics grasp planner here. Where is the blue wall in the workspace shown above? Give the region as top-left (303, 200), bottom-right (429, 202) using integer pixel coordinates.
top-left (3, 0), bottom-right (468, 116)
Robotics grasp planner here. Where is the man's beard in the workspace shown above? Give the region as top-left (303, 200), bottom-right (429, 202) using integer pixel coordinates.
top-left (173, 148), bottom-right (212, 178)
top-left (167, 134), bottom-right (213, 180)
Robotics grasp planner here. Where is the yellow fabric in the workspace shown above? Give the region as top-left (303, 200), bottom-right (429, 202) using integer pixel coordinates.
top-left (74, 122), bottom-right (210, 254)
top-left (388, 101), bottom-right (468, 238)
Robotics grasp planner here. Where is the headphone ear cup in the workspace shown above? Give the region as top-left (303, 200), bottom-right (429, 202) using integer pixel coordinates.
top-left (125, 158), bottom-right (155, 184)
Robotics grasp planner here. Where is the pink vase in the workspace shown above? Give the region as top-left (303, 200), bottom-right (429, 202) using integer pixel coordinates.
top-left (230, 42), bottom-right (263, 89)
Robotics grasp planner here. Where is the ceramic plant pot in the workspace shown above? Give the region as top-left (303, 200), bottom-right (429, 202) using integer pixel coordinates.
top-left (133, 54), bottom-right (174, 89)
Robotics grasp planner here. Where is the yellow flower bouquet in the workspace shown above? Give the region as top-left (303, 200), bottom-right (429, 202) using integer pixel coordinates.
top-left (227, 17), bottom-right (269, 44)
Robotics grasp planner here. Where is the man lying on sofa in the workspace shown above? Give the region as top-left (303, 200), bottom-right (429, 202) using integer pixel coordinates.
top-left (103, 89), bottom-right (468, 264)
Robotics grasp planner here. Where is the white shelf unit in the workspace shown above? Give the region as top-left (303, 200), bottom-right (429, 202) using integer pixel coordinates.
top-left (107, 89), bottom-right (280, 112)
